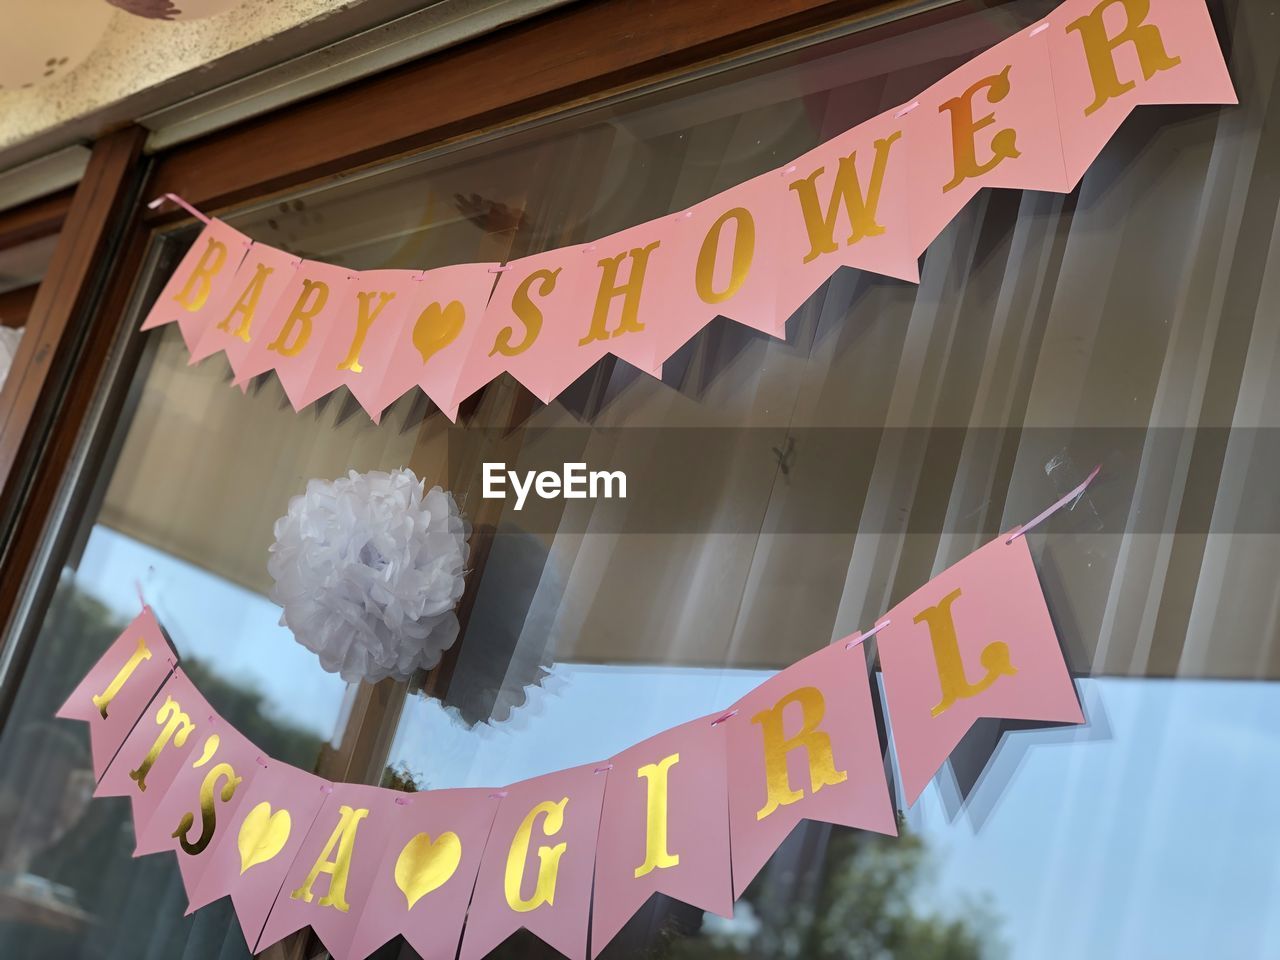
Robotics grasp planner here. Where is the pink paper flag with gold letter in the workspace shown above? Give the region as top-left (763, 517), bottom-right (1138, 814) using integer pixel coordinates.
top-left (726, 641), bottom-right (896, 897)
top-left (186, 244), bottom-right (302, 378)
top-left (639, 172), bottom-right (784, 370)
top-left (461, 764), bottom-right (609, 960)
top-left (776, 105), bottom-right (918, 322)
top-left (592, 715), bottom-right (734, 957)
top-left (371, 262), bottom-right (501, 421)
top-left (348, 788), bottom-right (502, 960)
top-left (184, 759), bottom-right (330, 950)
top-left (877, 534), bottom-right (1084, 807)
top-left (140, 220), bottom-right (252, 351)
top-left (132, 717), bottom-right (263, 906)
top-left (233, 260), bottom-right (355, 406)
top-left (1046, 0), bottom-right (1235, 187)
top-left (56, 607), bottom-right (178, 781)
top-left (94, 669), bottom-right (212, 831)
top-left (293, 269), bottom-right (418, 411)
top-left (575, 219), bottom-right (677, 378)
top-left (909, 25), bottom-right (1069, 256)
top-left (452, 248), bottom-right (594, 406)
top-left (256, 783), bottom-right (394, 958)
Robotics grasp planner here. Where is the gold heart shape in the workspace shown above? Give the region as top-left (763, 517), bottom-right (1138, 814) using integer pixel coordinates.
top-left (412, 301), bottom-right (466, 365)
top-left (237, 801), bottom-right (291, 875)
top-left (395, 831), bottom-right (462, 909)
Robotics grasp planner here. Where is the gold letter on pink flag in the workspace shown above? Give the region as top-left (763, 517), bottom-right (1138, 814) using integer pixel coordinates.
top-left (93, 669), bottom-right (214, 830)
top-left (461, 763), bottom-right (608, 960)
top-left (450, 248), bottom-right (593, 407)
top-left (185, 244), bottom-right (303, 382)
top-left (131, 716), bottom-right (263, 906)
top-left (777, 106), bottom-right (917, 321)
top-left (591, 715), bottom-right (734, 957)
top-left (643, 172), bottom-right (784, 369)
top-left (1046, 0), bottom-right (1236, 186)
top-left (183, 760), bottom-right (330, 952)
top-left (56, 607), bottom-right (178, 781)
top-left (877, 535), bottom-right (1084, 807)
top-left (255, 783), bottom-right (394, 959)
top-left (725, 641), bottom-right (896, 897)
top-left (232, 260), bottom-right (355, 409)
top-left (908, 26), bottom-right (1070, 257)
top-left (140, 220), bottom-right (252, 351)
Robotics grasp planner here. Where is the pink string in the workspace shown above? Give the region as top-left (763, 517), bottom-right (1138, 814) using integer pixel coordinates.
top-left (488, 790), bottom-right (509, 800)
top-left (255, 756), bottom-right (269, 768)
top-left (394, 796), bottom-right (411, 806)
top-left (1005, 464), bottom-right (1102, 544)
top-left (781, 164), bottom-right (798, 175)
top-left (894, 101), bottom-right (920, 118)
top-left (1029, 22), bottom-right (1050, 37)
top-left (594, 764), bottom-right (613, 775)
top-left (845, 619), bottom-right (892, 650)
top-left (488, 265), bottom-right (511, 274)
top-left (710, 710), bottom-right (738, 727)
top-left (147, 193), bottom-right (211, 224)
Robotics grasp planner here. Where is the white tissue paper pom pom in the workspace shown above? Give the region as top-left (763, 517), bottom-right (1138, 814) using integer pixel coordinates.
top-left (268, 468), bottom-right (470, 684)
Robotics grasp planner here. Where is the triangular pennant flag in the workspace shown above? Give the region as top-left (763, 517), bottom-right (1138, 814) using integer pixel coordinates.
top-left (56, 607), bottom-right (177, 781)
top-left (877, 534), bottom-right (1084, 806)
top-left (725, 641), bottom-right (896, 897)
top-left (592, 714), bottom-right (734, 957)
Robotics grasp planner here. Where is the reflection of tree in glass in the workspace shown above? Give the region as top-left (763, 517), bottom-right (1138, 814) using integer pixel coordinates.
top-left (382, 760), bottom-right (422, 792)
top-left (0, 579), bottom-right (322, 959)
top-left (660, 819), bottom-right (1002, 960)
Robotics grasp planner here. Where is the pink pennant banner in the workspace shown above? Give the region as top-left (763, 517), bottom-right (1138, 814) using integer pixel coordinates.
top-left (725, 640), bottom-right (897, 897)
top-left (592, 714), bottom-right (734, 957)
top-left (461, 764), bottom-right (609, 960)
top-left (1046, 0), bottom-right (1237, 187)
top-left (138, 0), bottom-right (1232, 415)
top-left (55, 606), bottom-right (178, 781)
top-left (877, 534), bottom-right (1084, 807)
top-left (184, 758), bottom-right (331, 950)
top-left (94, 668), bottom-right (214, 831)
top-left (348, 787), bottom-right (502, 960)
top-left (132, 714), bottom-right (263, 905)
top-left (186, 243), bottom-right (303, 379)
top-left (255, 783), bottom-right (395, 958)
top-left (139, 219), bottom-right (252, 351)
top-left (59, 469), bottom-right (1112, 960)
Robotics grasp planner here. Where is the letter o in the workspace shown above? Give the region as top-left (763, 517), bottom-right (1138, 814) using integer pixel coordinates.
top-left (695, 207), bottom-right (755, 304)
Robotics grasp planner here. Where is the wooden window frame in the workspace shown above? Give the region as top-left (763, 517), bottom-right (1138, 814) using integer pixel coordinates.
top-left (0, 1), bottom-right (963, 955)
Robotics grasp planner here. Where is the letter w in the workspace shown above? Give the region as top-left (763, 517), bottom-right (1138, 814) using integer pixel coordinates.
top-left (788, 131), bottom-right (903, 264)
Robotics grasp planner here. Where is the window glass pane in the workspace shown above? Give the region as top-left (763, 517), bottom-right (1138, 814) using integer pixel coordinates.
top-left (0, 0), bottom-right (1275, 957)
